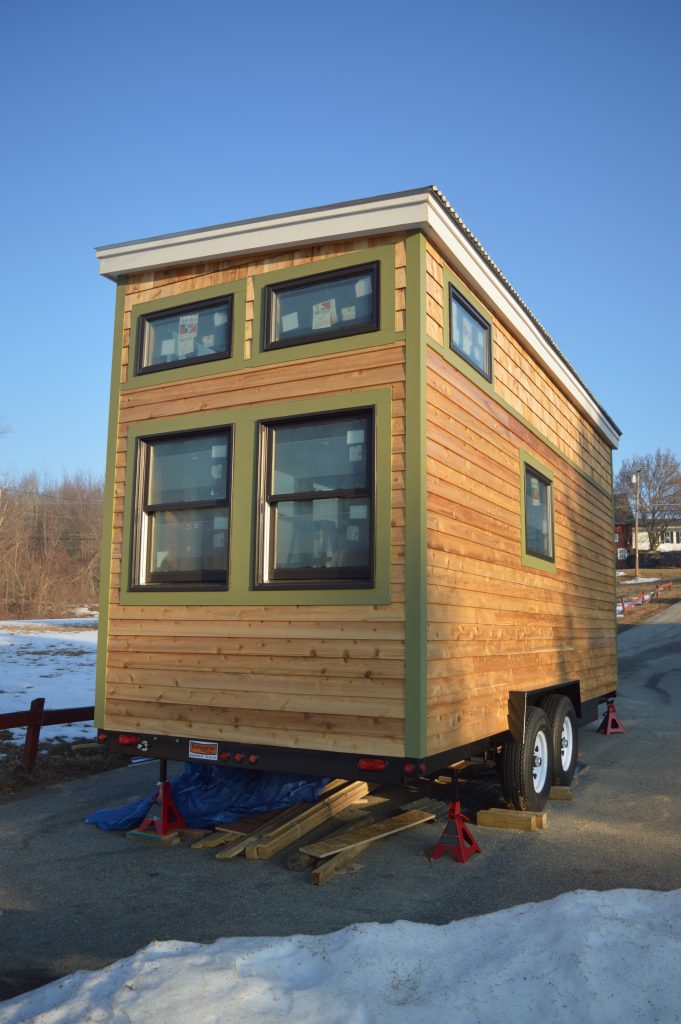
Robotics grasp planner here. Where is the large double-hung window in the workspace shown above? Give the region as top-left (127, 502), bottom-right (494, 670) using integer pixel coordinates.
top-left (133, 428), bottom-right (232, 589)
top-left (259, 410), bottom-right (374, 586)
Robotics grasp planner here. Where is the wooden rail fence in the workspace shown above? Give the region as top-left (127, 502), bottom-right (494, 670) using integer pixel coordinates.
top-left (619, 581), bottom-right (673, 616)
top-left (0, 698), bottom-right (95, 770)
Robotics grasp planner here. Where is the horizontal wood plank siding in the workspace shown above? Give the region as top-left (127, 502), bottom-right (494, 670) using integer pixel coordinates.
top-left (424, 240), bottom-right (612, 489)
top-left (425, 346), bottom-right (616, 755)
top-left (104, 239), bottom-right (408, 756)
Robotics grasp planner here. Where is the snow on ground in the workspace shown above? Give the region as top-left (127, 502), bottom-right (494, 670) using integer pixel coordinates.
top-left (0, 619), bottom-right (98, 743)
top-left (0, 889), bottom-right (679, 1023)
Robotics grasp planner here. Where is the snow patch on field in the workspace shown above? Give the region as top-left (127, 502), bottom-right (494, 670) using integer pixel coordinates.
top-left (0, 619), bottom-right (97, 743)
top-left (1, 889), bottom-right (680, 1023)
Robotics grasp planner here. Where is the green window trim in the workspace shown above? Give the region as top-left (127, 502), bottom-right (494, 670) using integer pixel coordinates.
top-left (131, 426), bottom-right (233, 591)
top-left (124, 280), bottom-right (248, 388)
top-left (433, 265), bottom-right (496, 399)
top-left (118, 387), bottom-right (393, 606)
top-left (250, 244), bottom-right (399, 367)
top-left (520, 450), bottom-right (557, 574)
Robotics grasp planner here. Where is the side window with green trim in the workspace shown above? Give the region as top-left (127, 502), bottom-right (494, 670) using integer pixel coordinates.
top-left (264, 263), bottom-right (379, 350)
top-left (524, 465), bottom-right (554, 563)
top-left (132, 427), bottom-right (232, 590)
top-left (449, 284), bottom-right (491, 380)
top-left (136, 295), bottom-right (233, 374)
top-left (257, 409), bottom-right (374, 587)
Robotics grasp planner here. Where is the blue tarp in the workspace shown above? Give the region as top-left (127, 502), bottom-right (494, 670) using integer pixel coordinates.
top-left (85, 763), bottom-right (329, 831)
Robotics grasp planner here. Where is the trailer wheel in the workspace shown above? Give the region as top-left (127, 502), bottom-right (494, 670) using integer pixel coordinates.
top-left (500, 706), bottom-right (553, 812)
top-left (541, 694), bottom-right (578, 786)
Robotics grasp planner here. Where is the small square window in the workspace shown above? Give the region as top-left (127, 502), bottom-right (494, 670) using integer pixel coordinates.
top-left (258, 410), bottom-right (374, 586)
top-left (524, 466), bottom-right (554, 562)
top-left (136, 296), bottom-right (232, 374)
top-left (449, 284), bottom-right (491, 379)
top-left (133, 428), bottom-right (231, 589)
top-left (264, 263), bottom-right (379, 350)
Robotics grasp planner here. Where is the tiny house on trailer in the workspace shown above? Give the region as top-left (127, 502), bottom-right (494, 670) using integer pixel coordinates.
top-left (95, 187), bottom-right (621, 812)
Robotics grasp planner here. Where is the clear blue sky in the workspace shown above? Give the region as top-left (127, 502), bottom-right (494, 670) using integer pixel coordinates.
top-left (1, 0), bottom-right (679, 482)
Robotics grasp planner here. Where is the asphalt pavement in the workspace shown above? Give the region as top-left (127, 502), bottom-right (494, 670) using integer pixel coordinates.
top-left (1, 605), bottom-right (680, 1001)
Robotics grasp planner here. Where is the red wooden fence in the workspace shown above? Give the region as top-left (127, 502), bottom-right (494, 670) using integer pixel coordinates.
top-left (619, 581), bottom-right (673, 615)
top-left (0, 698), bottom-right (95, 770)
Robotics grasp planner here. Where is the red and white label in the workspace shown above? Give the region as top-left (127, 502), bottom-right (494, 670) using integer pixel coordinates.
top-left (188, 740), bottom-right (218, 761)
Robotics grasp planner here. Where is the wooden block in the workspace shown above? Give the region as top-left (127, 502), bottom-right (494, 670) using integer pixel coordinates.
top-left (476, 808), bottom-right (547, 831)
top-left (549, 786), bottom-right (574, 801)
top-left (299, 809), bottom-right (435, 860)
top-left (215, 835), bottom-right (258, 860)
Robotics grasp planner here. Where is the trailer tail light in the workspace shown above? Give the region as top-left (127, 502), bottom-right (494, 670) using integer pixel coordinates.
top-left (403, 762), bottom-right (415, 774)
top-left (248, 753), bottom-right (259, 765)
top-left (233, 752), bottom-right (244, 763)
top-left (219, 752), bottom-right (230, 762)
top-left (357, 757), bottom-right (387, 772)
top-left (97, 732), bottom-right (107, 743)
top-left (117, 734), bottom-right (138, 746)
top-left (419, 763), bottom-right (428, 774)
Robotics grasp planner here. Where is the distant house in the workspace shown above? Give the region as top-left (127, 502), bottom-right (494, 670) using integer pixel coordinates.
top-left (613, 492), bottom-right (633, 566)
top-left (637, 523), bottom-right (681, 553)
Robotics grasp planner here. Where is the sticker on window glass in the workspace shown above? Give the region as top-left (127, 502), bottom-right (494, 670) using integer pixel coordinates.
top-left (213, 310), bottom-right (228, 326)
top-left (214, 516), bottom-right (228, 531)
top-left (312, 299), bottom-right (338, 331)
top-left (349, 505), bottom-right (368, 520)
top-left (178, 314), bottom-right (199, 355)
top-left (346, 525), bottom-right (360, 542)
top-left (348, 445), bottom-right (363, 462)
top-left (346, 430), bottom-right (365, 445)
top-left (341, 305), bottom-right (356, 321)
top-left (211, 464), bottom-right (223, 479)
top-left (530, 477), bottom-right (541, 506)
top-left (160, 338), bottom-right (176, 356)
top-left (211, 444), bottom-right (227, 459)
top-left (201, 333), bottom-right (215, 349)
top-left (355, 276), bottom-right (371, 298)
top-left (281, 311), bottom-right (299, 333)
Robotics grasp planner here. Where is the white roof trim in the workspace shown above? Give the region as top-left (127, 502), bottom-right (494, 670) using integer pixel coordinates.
top-left (96, 189), bottom-right (620, 448)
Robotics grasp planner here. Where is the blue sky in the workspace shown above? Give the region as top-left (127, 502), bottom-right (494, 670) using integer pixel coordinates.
top-left (1, 0), bottom-right (679, 481)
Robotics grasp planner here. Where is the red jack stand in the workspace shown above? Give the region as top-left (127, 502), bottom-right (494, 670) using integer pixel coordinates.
top-left (128, 761), bottom-right (187, 841)
top-left (598, 701), bottom-right (626, 735)
top-left (430, 801), bottom-right (481, 864)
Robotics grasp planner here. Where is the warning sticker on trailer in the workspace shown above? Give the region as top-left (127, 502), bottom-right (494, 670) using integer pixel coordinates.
top-left (188, 740), bottom-right (219, 761)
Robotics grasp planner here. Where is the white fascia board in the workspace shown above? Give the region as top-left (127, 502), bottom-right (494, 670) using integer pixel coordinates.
top-left (95, 192), bottom-right (432, 281)
top-left (422, 196), bottom-right (620, 449)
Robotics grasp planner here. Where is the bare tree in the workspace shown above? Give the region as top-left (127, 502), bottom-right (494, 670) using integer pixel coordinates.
top-left (615, 449), bottom-right (681, 552)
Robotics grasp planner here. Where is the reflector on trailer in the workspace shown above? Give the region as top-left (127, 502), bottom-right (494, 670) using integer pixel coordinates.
top-left (233, 752), bottom-right (244, 763)
top-left (248, 753), bottom-right (259, 764)
top-left (403, 762), bottom-right (415, 774)
top-left (118, 734), bottom-right (138, 746)
top-left (357, 757), bottom-right (387, 771)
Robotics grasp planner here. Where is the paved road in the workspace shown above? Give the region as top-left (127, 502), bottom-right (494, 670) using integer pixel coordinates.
top-left (1, 606), bottom-right (680, 1001)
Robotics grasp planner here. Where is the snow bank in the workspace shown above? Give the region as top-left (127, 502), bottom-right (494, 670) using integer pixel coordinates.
top-left (1, 889), bottom-right (680, 1023)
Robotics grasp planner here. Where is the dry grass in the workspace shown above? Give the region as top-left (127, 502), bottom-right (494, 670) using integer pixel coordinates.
top-left (0, 736), bottom-right (127, 805)
top-left (616, 567), bottom-right (681, 631)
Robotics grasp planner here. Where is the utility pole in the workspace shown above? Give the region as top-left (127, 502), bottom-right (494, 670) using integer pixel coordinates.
top-left (631, 469), bottom-right (641, 579)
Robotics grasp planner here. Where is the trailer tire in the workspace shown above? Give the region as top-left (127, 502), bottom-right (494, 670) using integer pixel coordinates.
top-left (541, 694), bottom-right (578, 786)
top-left (500, 706), bottom-right (553, 812)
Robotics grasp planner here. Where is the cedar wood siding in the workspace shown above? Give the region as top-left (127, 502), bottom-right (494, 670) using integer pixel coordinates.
top-left (103, 236), bottom-right (408, 756)
top-left (424, 240), bottom-right (616, 756)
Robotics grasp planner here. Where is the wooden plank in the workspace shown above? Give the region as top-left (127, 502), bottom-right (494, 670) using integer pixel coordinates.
top-left (191, 830), bottom-right (244, 849)
top-left (299, 809), bottom-right (435, 860)
top-left (244, 781), bottom-right (370, 860)
top-left (311, 840), bottom-right (373, 885)
top-left (286, 813), bottom-right (374, 871)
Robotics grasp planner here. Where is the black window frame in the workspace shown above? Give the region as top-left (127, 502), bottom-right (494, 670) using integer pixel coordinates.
top-left (263, 262), bottom-right (380, 352)
top-left (256, 408), bottom-right (375, 589)
top-left (449, 283), bottom-right (492, 381)
top-left (135, 294), bottom-right (234, 376)
top-left (131, 426), bottom-right (232, 591)
top-left (523, 465), bottom-right (555, 563)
